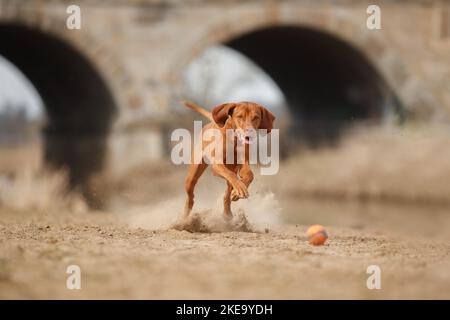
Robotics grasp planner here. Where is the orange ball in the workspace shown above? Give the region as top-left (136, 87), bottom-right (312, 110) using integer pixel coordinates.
top-left (306, 225), bottom-right (328, 246)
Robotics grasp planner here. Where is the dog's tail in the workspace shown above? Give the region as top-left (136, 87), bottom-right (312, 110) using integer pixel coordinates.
top-left (182, 101), bottom-right (213, 121)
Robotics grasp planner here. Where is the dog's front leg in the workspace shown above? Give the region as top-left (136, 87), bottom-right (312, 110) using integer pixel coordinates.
top-left (230, 164), bottom-right (254, 201)
top-left (211, 164), bottom-right (249, 200)
top-left (223, 182), bottom-right (233, 218)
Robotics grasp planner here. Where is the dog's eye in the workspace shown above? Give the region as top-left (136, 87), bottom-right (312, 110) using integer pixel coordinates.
top-left (252, 116), bottom-right (260, 121)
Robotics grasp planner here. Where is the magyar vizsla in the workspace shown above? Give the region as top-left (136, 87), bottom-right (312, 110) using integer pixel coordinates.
top-left (182, 101), bottom-right (275, 219)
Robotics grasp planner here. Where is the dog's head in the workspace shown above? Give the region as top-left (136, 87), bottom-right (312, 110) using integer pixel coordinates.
top-left (212, 102), bottom-right (276, 144)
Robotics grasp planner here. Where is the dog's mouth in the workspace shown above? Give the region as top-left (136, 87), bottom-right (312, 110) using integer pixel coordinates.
top-left (236, 130), bottom-right (256, 145)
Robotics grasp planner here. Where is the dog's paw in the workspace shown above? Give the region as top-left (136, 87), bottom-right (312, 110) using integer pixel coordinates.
top-left (231, 187), bottom-right (248, 201)
top-left (231, 189), bottom-right (240, 201)
top-left (233, 180), bottom-right (249, 197)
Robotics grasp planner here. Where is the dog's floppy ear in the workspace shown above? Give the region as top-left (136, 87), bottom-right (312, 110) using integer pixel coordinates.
top-left (259, 106), bottom-right (276, 133)
top-left (212, 103), bottom-right (236, 127)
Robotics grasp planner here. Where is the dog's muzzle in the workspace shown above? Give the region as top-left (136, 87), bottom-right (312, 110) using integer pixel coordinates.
top-left (236, 129), bottom-right (257, 145)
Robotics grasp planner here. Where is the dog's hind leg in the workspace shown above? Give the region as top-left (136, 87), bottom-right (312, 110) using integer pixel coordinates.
top-left (184, 163), bottom-right (207, 217)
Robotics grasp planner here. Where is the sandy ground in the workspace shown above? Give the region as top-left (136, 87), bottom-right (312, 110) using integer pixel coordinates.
top-left (1, 205), bottom-right (449, 299)
top-left (1, 128), bottom-right (450, 299)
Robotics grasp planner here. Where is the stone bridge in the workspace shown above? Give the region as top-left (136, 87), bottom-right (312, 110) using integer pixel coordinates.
top-left (1, 0), bottom-right (449, 196)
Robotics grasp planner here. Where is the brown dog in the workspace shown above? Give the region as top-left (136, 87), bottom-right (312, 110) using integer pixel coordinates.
top-left (182, 101), bottom-right (275, 219)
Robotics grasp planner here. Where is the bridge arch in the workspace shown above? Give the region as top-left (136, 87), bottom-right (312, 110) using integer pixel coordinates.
top-left (0, 15), bottom-right (131, 205)
top-left (171, 12), bottom-right (411, 145)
